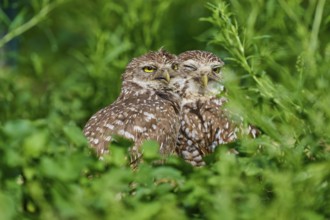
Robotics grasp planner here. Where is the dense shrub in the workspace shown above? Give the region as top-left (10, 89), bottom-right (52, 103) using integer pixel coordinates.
top-left (1, 0), bottom-right (329, 219)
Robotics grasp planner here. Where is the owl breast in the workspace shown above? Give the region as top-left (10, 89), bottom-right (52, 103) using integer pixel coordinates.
top-left (176, 97), bottom-right (238, 166)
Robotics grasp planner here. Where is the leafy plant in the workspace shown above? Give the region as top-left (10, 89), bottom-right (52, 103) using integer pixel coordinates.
top-left (0, 0), bottom-right (329, 219)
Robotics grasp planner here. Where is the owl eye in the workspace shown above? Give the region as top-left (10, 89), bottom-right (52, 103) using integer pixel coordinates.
top-left (143, 66), bottom-right (157, 73)
top-left (212, 66), bottom-right (221, 73)
top-left (183, 64), bottom-right (197, 71)
top-left (172, 63), bottom-right (179, 70)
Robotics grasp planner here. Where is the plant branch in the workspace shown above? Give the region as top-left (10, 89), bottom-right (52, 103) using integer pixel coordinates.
top-left (0, 1), bottom-right (62, 48)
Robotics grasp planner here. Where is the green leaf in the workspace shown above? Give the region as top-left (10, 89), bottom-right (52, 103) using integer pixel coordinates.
top-left (23, 130), bottom-right (48, 158)
top-left (141, 140), bottom-right (160, 160)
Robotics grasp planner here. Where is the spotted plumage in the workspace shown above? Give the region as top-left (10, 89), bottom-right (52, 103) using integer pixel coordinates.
top-left (173, 50), bottom-right (240, 166)
top-left (83, 50), bottom-right (181, 167)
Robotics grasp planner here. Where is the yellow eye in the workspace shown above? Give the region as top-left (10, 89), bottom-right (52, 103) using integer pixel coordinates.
top-left (172, 63), bottom-right (179, 70)
top-left (143, 66), bottom-right (156, 73)
top-left (212, 67), bottom-right (221, 73)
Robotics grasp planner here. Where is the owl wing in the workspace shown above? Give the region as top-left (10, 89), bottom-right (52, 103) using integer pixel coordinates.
top-left (83, 92), bottom-right (180, 163)
top-left (83, 98), bottom-right (130, 156)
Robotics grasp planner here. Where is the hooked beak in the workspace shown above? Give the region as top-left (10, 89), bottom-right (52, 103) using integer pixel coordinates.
top-left (201, 74), bottom-right (208, 87)
top-left (153, 70), bottom-right (171, 83)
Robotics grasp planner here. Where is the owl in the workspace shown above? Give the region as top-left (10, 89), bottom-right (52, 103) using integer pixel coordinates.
top-left (172, 50), bottom-right (240, 166)
top-left (83, 50), bottom-right (181, 167)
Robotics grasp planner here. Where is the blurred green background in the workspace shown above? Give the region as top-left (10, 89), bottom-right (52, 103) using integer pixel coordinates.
top-left (1, 0), bottom-right (330, 219)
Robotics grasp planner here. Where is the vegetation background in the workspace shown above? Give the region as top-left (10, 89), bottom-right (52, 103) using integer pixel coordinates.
top-left (1, 0), bottom-right (329, 219)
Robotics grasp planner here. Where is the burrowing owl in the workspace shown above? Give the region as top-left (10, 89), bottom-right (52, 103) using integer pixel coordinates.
top-left (173, 50), bottom-right (239, 166)
top-left (83, 50), bottom-right (181, 166)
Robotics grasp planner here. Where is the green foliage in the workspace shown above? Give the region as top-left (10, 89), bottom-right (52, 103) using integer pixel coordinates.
top-left (1, 0), bottom-right (330, 219)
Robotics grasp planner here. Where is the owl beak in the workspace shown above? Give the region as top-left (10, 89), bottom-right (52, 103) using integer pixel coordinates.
top-left (201, 74), bottom-right (208, 87)
top-left (164, 71), bottom-right (171, 82)
top-left (154, 70), bottom-right (171, 83)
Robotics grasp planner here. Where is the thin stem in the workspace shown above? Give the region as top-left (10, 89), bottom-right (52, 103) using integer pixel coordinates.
top-left (0, 2), bottom-right (59, 48)
top-left (310, 0), bottom-right (325, 54)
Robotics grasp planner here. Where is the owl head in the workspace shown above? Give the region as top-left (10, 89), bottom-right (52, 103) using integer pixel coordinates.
top-left (122, 49), bottom-right (179, 90)
top-left (175, 50), bottom-right (225, 98)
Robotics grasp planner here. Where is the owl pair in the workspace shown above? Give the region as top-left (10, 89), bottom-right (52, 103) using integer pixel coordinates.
top-left (84, 49), bottom-right (242, 167)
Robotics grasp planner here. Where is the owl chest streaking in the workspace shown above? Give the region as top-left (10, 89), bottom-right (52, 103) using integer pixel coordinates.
top-left (174, 50), bottom-right (239, 166)
top-left (83, 50), bottom-right (181, 166)
top-left (178, 97), bottom-right (238, 166)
